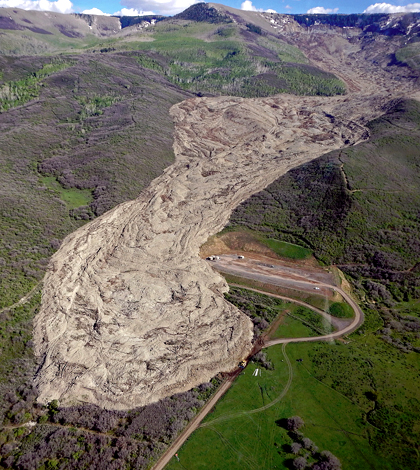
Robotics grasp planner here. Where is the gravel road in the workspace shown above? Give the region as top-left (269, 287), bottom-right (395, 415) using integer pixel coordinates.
top-left (212, 254), bottom-right (364, 342)
top-left (151, 371), bottom-right (240, 470)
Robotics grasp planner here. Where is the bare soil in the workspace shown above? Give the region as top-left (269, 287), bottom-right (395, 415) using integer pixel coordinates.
top-left (34, 92), bottom-right (376, 410)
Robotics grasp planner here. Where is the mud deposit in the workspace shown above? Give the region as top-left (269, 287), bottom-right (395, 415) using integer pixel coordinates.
top-left (34, 94), bottom-right (382, 409)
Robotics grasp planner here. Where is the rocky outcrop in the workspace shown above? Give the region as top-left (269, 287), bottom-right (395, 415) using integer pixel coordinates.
top-left (34, 94), bottom-right (377, 410)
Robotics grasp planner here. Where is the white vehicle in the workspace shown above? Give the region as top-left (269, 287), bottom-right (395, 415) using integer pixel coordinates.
top-left (238, 255), bottom-right (245, 259)
top-left (314, 287), bottom-right (320, 290)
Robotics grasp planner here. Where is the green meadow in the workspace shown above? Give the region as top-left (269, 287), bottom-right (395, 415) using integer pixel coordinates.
top-left (166, 332), bottom-right (420, 470)
top-left (261, 239), bottom-right (313, 260)
top-left (40, 176), bottom-right (93, 210)
top-left (271, 313), bottom-right (318, 339)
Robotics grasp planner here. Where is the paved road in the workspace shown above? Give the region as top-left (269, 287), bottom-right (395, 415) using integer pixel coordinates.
top-left (152, 254), bottom-right (364, 470)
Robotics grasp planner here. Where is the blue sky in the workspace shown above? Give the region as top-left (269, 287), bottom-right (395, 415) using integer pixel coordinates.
top-left (1, 0), bottom-right (420, 17)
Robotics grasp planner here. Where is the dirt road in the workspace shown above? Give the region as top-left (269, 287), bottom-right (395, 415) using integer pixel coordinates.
top-left (229, 283), bottom-right (351, 331)
top-left (0, 282), bottom-right (41, 315)
top-left (213, 254), bottom-right (364, 342)
top-left (152, 371), bottom-right (240, 470)
top-left (213, 254), bottom-right (334, 295)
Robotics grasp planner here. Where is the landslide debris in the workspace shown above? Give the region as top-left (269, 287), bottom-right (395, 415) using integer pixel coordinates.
top-left (34, 93), bottom-right (380, 410)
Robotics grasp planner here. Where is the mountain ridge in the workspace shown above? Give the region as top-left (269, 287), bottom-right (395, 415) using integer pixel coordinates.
top-left (2, 3), bottom-right (420, 47)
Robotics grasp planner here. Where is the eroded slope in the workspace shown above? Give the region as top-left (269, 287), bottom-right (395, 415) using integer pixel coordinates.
top-left (34, 94), bottom-right (380, 409)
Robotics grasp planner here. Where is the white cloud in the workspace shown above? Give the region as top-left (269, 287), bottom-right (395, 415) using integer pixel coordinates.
top-left (307, 6), bottom-right (339, 13)
top-left (241, 1), bottom-right (277, 12)
top-left (241, 0), bottom-right (258, 10)
top-left (0, 0), bottom-right (73, 13)
top-left (113, 7), bottom-right (155, 16)
top-left (82, 7), bottom-right (110, 15)
top-left (121, 0), bottom-right (199, 15)
top-left (364, 3), bottom-right (420, 13)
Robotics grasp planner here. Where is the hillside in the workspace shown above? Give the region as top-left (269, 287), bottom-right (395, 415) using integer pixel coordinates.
top-left (0, 53), bottom-right (192, 307)
top-left (228, 97), bottom-right (420, 350)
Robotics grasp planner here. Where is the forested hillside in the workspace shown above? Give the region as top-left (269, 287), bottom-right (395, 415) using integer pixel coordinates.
top-left (229, 98), bottom-right (420, 351)
top-left (0, 53), bottom-right (192, 308)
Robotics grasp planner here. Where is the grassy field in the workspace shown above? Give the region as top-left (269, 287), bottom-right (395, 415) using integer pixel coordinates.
top-left (261, 239), bottom-right (313, 260)
top-left (40, 176), bottom-right (93, 210)
top-left (204, 227), bottom-right (318, 263)
top-left (329, 301), bottom-right (354, 318)
top-left (165, 325), bottom-right (420, 469)
top-left (271, 311), bottom-right (318, 338)
top-left (165, 340), bottom-right (401, 470)
top-left (287, 305), bottom-right (334, 335)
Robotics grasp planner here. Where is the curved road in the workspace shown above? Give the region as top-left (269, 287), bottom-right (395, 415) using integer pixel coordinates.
top-left (152, 257), bottom-right (364, 470)
top-left (228, 283), bottom-right (351, 332)
top-left (214, 255), bottom-right (365, 342)
top-left (265, 283), bottom-right (364, 345)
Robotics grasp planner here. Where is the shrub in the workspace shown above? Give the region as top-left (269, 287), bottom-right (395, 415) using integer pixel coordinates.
top-left (252, 351), bottom-right (274, 370)
top-left (286, 416), bottom-right (305, 431)
top-left (314, 450), bottom-right (342, 470)
top-left (290, 442), bottom-right (302, 454)
top-left (246, 23), bottom-right (262, 35)
top-left (302, 437), bottom-right (316, 451)
top-left (293, 456), bottom-right (307, 469)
